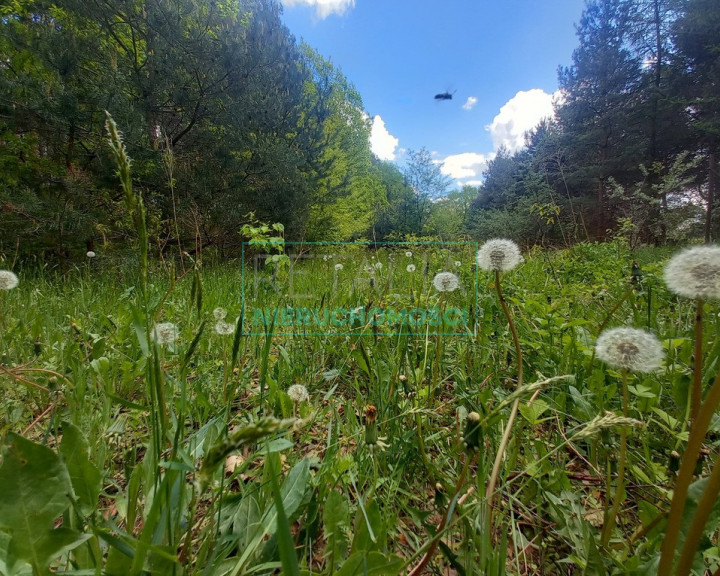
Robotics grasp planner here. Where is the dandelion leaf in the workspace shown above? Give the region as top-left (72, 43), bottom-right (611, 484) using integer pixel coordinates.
top-left (323, 490), bottom-right (350, 562)
top-left (351, 500), bottom-right (385, 554)
top-left (233, 458), bottom-right (311, 571)
top-left (59, 422), bottom-right (103, 516)
top-left (0, 433), bottom-right (87, 572)
top-left (231, 485), bottom-right (262, 550)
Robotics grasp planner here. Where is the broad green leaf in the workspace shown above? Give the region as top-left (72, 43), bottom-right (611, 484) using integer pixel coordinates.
top-left (0, 433), bottom-right (85, 572)
top-left (674, 475), bottom-right (720, 570)
top-left (323, 490), bottom-right (349, 563)
top-left (268, 458), bottom-right (311, 531)
top-left (351, 348), bottom-right (370, 377)
top-left (230, 459), bottom-right (311, 574)
top-left (260, 438), bottom-right (294, 454)
top-left (231, 486), bottom-right (262, 550)
top-left (351, 500), bottom-right (385, 554)
top-left (629, 383), bottom-right (657, 398)
top-left (59, 422), bottom-right (103, 516)
top-left (334, 551), bottom-right (404, 576)
top-left (519, 399), bottom-right (550, 425)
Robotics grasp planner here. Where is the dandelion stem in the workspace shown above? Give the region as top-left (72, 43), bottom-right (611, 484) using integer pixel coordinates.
top-left (675, 450), bottom-right (720, 576)
top-left (691, 298), bottom-right (703, 425)
top-left (658, 369), bottom-right (720, 576)
top-left (486, 270), bottom-right (524, 512)
top-left (600, 369), bottom-right (630, 547)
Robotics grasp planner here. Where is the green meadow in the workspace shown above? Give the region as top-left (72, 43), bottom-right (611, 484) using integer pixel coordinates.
top-left (3, 230), bottom-right (720, 575)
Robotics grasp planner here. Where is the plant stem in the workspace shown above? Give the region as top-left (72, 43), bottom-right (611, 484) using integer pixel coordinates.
top-left (600, 369), bottom-right (630, 547)
top-left (486, 271), bottom-right (524, 510)
top-left (691, 299), bottom-right (703, 425)
top-left (415, 411), bottom-right (435, 484)
top-left (407, 456), bottom-right (470, 576)
top-left (674, 451), bottom-right (720, 576)
top-left (658, 369), bottom-right (720, 576)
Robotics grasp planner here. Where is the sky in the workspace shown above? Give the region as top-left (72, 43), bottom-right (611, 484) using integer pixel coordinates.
top-left (280, 0), bottom-right (587, 188)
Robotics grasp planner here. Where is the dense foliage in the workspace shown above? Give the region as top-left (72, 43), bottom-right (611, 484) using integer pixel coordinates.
top-left (0, 0), bottom-right (399, 261)
top-left (3, 0), bottom-right (718, 266)
top-left (465, 0), bottom-right (720, 247)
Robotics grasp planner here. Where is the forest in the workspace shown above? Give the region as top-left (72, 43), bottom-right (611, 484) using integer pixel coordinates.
top-left (1, 0), bottom-right (719, 263)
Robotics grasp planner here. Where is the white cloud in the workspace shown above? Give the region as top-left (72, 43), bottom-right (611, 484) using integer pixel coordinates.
top-left (370, 115), bottom-right (399, 161)
top-left (462, 96), bottom-right (478, 111)
top-left (283, 0), bottom-right (355, 18)
top-left (486, 89), bottom-right (555, 153)
top-left (440, 152), bottom-right (491, 181)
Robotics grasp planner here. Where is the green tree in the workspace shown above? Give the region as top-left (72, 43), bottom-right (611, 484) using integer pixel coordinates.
top-left (670, 0), bottom-right (720, 240)
top-left (556, 0), bottom-right (645, 239)
top-left (427, 186), bottom-right (477, 240)
top-left (301, 47), bottom-right (382, 241)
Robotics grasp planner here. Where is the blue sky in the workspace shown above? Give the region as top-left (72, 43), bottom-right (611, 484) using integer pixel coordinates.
top-left (280, 0), bottom-right (586, 187)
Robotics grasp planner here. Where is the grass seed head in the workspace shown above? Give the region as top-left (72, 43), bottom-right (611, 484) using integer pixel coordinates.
top-left (574, 411), bottom-right (643, 440)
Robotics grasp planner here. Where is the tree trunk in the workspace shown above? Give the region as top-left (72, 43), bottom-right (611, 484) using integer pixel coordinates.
top-left (708, 151), bottom-right (718, 242)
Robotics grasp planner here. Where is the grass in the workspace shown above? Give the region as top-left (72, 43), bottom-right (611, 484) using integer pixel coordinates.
top-left (2, 236), bottom-right (720, 575)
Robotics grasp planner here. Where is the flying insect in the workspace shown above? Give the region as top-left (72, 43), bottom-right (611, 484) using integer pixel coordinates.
top-left (434, 91), bottom-right (455, 101)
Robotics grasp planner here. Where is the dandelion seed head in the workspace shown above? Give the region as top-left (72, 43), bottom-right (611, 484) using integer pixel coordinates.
top-left (476, 239), bottom-right (522, 272)
top-left (287, 384), bottom-right (309, 403)
top-left (405, 251), bottom-right (413, 257)
top-left (152, 322), bottom-right (178, 345)
top-left (595, 327), bottom-right (664, 372)
top-left (213, 307), bottom-right (227, 320)
top-left (0, 270), bottom-right (19, 290)
top-left (433, 272), bottom-right (459, 293)
top-left (374, 262), bottom-right (383, 270)
top-left (335, 263), bottom-right (343, 271)
top-left (664, 245), bottom-right (720, 299)
top-left (86, 251), bottom-right (96, 258)
top-left (214, 320), bottom-right (234, 335)
top-left (454, 261), bottom-right (461, 267)
top-left (407, 264), bottom-right (416, 273)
